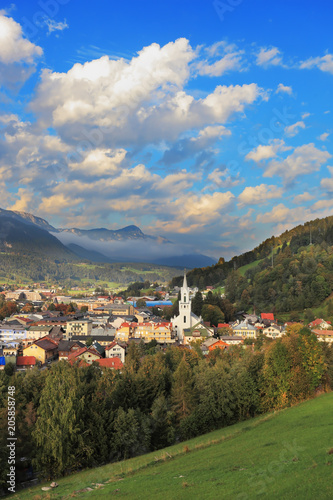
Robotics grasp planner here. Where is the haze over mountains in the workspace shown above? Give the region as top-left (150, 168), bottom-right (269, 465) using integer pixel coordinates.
top-left (0, 208), bottom-right (215, 268)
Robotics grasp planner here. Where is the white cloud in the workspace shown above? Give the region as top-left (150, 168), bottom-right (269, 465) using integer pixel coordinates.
top-left (264, 143), bottom-right (331, 183)
top-left (284, 120), bottom-right (306, 137)
top-left (276, 83), bottom-right (292, 95)
top-left (300, 54), bottom-right (333, 74)
top-left (68, 148), bottom-right (127, 176)
top-left (238, 184), bottom-right (284, 207)
top-left (44, 18), bottom-right (68, 34)
top-left (256, 203), bottom-right (307, 224)
top-left (0, 14), bottom-right (42, 64)
top-left (30, 39), bottom-right (264, 147)
top-left (245, 139), bottom-right (290, 162)
top-left (207, 168), bottom-right (242, 189)
top-left (256, 47), bottom-right (282, 67)
top-left (320, 166), bottom-right (333, 191)
top-left (318, 132), bottom-right (329, 141)
top-left (292, 192), bottom-right (314, 204)
top-left (197, 44), bottom-right (244, 76)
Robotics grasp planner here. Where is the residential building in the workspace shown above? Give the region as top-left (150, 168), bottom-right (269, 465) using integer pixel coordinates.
top-left (232, 320), bottom-right (258, 340)
top-left (23, 336), bottom-right (58, 364)
top-left (65, 320), bottom-right (92, 340)
top-left (105, 341), bottom-right (126, 364)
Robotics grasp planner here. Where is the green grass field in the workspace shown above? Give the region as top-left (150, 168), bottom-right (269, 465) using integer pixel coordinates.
top-left (12, 392), bottom-right (333, 499)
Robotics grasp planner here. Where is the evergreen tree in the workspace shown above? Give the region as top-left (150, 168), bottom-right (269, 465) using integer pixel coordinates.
top-left (32, 363), bottom-right (85, 478)
top-left (192, 291), bottom-right (204, 316)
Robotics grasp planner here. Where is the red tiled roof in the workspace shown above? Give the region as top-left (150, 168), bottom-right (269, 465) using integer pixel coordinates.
top-left (17, 356), bottom-right (36, 366)
top-left (309, 318), bottom-right (331, 326)
top-left (95, 357), bottom-right (123, 369)
top-left (217, 323), bottom-right (230, 328)
top-left (312, 329), bottom-right (333, 336)
top-left (261, 313), bottom-right (274, 321)
top-left (68, 347), bottom-right (102, 360)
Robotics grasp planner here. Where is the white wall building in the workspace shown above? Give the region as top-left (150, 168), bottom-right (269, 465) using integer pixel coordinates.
top-left (171, 273), bottom-right (202, 342)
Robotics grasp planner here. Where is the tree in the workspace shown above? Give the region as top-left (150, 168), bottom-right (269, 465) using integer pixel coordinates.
top-left (86, 336), bottom-right (93, 347)
top-left (171, 356), bottom-right (196, 423)
top-left (33, 363), bottom-right (86, 478)
top-left (192, 291), bottom-right (204, 316)
top-left (201, 304), bottom-right (225, 326)
top-left (136, 298), bottom-right (146, 308)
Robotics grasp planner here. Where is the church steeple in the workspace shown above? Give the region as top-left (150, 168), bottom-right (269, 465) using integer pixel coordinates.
top-left (183, 269), bottom-right (188, 289)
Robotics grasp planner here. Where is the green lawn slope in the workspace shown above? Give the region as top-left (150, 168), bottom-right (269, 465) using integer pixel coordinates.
top-left (12, 393), bottom-right (333, 500)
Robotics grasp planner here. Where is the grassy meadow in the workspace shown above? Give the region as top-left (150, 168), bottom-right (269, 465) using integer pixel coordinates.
top-left (11, 392), bottom-right (333, 500)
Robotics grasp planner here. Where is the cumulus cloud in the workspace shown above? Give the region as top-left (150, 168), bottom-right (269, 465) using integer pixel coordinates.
top-left (197, 42), bottom-right (245, 76)
top-left (160, 125), bottom-right (230, 167)
top-left (292, 192), bottom-right (314, 204)
top-left (264, 143), bottom-right (331, 183)
top-left (238, 184), bottom-right (284, 207)
top-left (207, 168), bottom-right (242, 189)
top-left (256, 47), bottom-right (282, 67)
top-left (29, 38), bottom-right (264, 148)
top-left (245, 139), bottom-right (290, 162)
top-left (276, 83), bottom-right (292, 95)
top-left (284, 120), bottom-right (306, 137)
top-left (0, 14), bottom-right (43, 64)
top-left (318, 132), bottom-right (329, 141)
top-left (320, 166), bottom-right (333, 191)
top-left (0, 14), bottom-right (43, 88)
top-left (300, 54), bottom-right (333, 74)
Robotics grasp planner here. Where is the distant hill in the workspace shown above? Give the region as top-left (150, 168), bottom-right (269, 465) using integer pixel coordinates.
top-left (56, 224), bottom-right (170, 242)
top-left (0, 207), bottom-right (215, 270)
top-left (0, 215), bottom-right (75, 260)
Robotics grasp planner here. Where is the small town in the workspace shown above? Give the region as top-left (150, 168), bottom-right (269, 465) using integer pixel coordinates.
top-left (1, 272), bottom-right (332, 373)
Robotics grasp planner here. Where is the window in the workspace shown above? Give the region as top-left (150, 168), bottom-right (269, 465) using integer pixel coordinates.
top-left (184, 316), bottom-right (186, 323)
top-left (184, 295), bottom-right (186, 302)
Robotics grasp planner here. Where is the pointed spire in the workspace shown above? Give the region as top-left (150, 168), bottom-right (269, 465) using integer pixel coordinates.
top-left (183, 269), bottom-right (188, 289)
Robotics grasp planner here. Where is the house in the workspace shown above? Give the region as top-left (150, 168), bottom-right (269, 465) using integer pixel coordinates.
top-left (220, 335), bottom-right (243, 345)
top-left (0, 323), bottom-right (28, 343)
top-left (94, 357), bottom-right (123, 370)
top-left (183, 322), bottom-right (213, 345)
top-left (207, 339), bottom-right (228, 352)
top-left (16, 356), bottom-right (36, 371)
top-left (312, 329), bottom-right (333, 343)
top-left (57, 340), bottom-right (85, 360)
top-left (261, 313), bottom-right (275, 323)
top-left (309, 319), bottom-right (332, 330)
top-left (232, 320), bottom-right (258, 340)
top-left (105, 341), bottom-right (126, 364)
top-left (68, 347), bottom-right (102, 364)
top-left (263, 325), bottom-right (285, 339)
top-left (23, 336), bottom-right (58, 364)
top-left (70, 335), bottom-right (115, 346)
top-left (26, 325), bottom-right (54, 340)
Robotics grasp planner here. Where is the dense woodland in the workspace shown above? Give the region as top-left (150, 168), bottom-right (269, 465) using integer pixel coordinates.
top-left (171, 216), bottom-right (333, 316)
top-left (0, 328), bottom-right (332, 491)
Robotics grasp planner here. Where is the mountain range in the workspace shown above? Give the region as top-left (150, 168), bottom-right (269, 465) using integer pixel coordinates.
top-left (0, 208), bottom-right (216, 268)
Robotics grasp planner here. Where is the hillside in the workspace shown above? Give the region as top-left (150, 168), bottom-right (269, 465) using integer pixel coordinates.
top-left (171, 214), bottom-right (333, 315)
top-left (0, 208), bottom-right (215, 269)
top-left (11, 392), bottom-right (333, 499)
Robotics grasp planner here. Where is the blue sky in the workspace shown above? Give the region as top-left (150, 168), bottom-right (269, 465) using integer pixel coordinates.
top-left (0, 0), bottom-right (333, 260)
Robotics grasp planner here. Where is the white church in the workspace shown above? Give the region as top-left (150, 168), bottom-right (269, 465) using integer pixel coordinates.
top-left (171, 272), bottom-right (203, 342)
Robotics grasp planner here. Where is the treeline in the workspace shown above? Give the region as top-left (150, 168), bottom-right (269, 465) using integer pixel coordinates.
top-left (0, 253), bottom-right (177, 285)
top-left (171, 215), bottom-right (333, 291)
top-left (0, 329), bottom-right (331, 490)
top-left (227, 243), bottom-right (333, 313)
